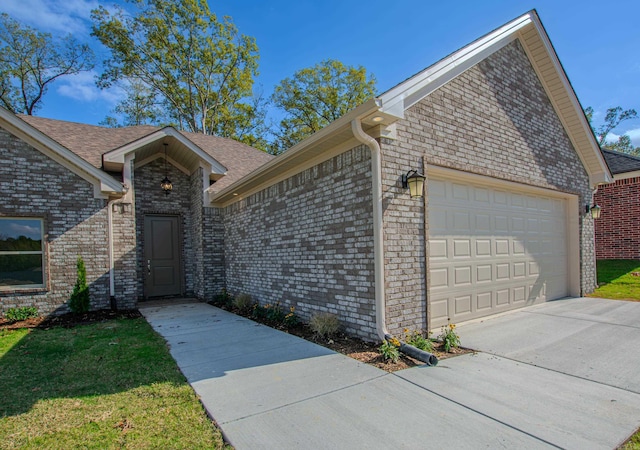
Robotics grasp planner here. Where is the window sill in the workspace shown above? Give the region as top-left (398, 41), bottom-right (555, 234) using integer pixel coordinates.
top-left (0, 287), bottom-right (48, 295)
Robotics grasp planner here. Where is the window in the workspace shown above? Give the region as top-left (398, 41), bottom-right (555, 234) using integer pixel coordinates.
top-left (0, 218), bottom-right (44, 288)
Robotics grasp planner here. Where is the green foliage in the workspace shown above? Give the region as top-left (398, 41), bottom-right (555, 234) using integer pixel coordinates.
top-left (232, 293), bottom-right (254, 312)
top-left (4, 306), bottom-right (38, 322)
top-left (251, 302), bottom-right (298, 327)
top-left (91, 0), bottom-right (268, 148)
top-left (0, 13), bottom-right (94, 114)
top-left (270, 59), bottom-right (377, 153)
top-left (68, 256), bottom-right (90, 314)
top-left (585, 106), bottom-right (639, 155)
top-left (379, 337), bottom-right (400, 363)
top-left (0, 319), bottom-right (225, 448)
top-left (403, 328), bottom-right (434, 352)
top-left (211, 288), bottom-right (232, 307)
top-left (309, 312), bottom-right (340, 338)
top-left (591, 259), bottom-right (640, 301)
top-left (438, 322), bottom-right (461, 353)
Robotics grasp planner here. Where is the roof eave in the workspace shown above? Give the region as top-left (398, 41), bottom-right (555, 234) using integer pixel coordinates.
top-left (0, 107), bottom-right (124, 198)
top-left (210, 98), bottom-right (382, 207)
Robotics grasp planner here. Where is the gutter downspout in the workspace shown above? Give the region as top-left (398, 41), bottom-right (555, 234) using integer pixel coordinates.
top-left (351, 119), bottom-right (437, 366)
top-left (107, 154), bottom-right (134, 310)
top-left (107, 197), bottom-right (124, 310)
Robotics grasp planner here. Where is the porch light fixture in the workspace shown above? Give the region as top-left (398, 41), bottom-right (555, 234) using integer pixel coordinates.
top-left (402, 170), bottom-right (426, 198)
top-left (160, 143), bottom-right (172, 195)
top-left (586, 204), bottom-right (601, 219)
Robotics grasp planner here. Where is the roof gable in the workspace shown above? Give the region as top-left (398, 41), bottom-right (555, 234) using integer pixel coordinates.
top-left (377, 10), bottom-right (611, 188)
top-left (1, 108), bottom-right (124, 198)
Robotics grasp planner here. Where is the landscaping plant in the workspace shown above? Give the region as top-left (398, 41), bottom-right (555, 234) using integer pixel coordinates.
top-left (4, 306), bottom-right (39, 323)
top-left (403, 328), bottom-right (434, 352)
top-left (68, 256), bottom-right (90, 313)
top-left (379, 337), bottom-right (401, 363)
top-left (438, 321), bottom-right (461, 353)
top-left (309, 312), bottom-right (340, 338)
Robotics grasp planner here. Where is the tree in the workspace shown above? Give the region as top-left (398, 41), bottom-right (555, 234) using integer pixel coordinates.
top-left (68, 256), bottom-right (90, 314)
top-left (585, 106), bottom-right (639, 155)
top-left (91, 0), bottom-right (266, 148)
top-left (100, 80), bottom-right (163, 127)
top-left (0, 13), bottom-right (94, 115)
top-left (270, 59), bottom-right (377, 153)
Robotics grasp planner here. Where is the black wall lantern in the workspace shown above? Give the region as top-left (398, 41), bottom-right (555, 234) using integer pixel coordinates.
top-left (402, 170), bottom-right (426, 198)
top-left (160, 143), bottom-right (173, 195)
top-left (586, 204), bottom-right (601, 219)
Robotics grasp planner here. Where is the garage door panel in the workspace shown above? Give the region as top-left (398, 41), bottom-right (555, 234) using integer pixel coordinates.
top-left (428, 177), bottom-right (568, 328)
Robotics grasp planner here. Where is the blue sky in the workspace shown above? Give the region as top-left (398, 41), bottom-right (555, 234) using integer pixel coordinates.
top-left (1, 0), bottom-right (639, 145)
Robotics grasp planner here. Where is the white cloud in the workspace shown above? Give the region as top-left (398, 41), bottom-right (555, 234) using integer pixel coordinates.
top-left (56, 71), bottom-right (125, 104)
top-left (0, 0), bottom-right (100, 35)
top-left (627, 128), bottom-right (640, 147)
top-left (10, 223), bottom-right (39, 238)
top-left (604, 129), bottom-right (640, 148)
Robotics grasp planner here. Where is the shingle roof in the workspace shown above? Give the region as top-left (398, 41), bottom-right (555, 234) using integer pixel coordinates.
top-left (18, 115), bottom-right (273, 190)
top-left (601, 149), bottom-right (640, 175)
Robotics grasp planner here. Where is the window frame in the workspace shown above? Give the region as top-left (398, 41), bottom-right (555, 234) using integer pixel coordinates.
top-left (0, 217), bottom-right (46, 290)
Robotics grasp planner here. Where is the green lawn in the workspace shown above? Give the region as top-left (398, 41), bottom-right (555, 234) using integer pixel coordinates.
top-left (0, 319), bottom-right (227, 449)
top-left (590, 259), bottom-right (640, 301)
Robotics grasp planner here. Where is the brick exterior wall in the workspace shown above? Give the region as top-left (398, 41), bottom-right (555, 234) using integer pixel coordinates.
top-left (381, 39), bottom-right (595, 334)
top-left (223, 146), bottom-right (376, 339)
top-left (594, 177), bottom-right (640, 259)
top-left (134, 158), bottom-right (198, 298)
top-left (0, 129), bottom-right (111, 315)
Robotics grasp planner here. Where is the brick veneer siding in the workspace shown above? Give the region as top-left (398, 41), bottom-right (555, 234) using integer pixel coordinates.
top-left (594, 177), bottom-right (640, 259)
top-left (0, 128), bottom-right (111, 315)
top-left (381, 39), bottom-right (595, 333)
top-left (134, 158), bottom-right (201, 298)
top-left (223, 146), bottom-right (376, 340)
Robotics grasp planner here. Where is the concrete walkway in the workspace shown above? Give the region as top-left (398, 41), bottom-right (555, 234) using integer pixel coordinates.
top-left (140, 298), bottom-right (640, 449)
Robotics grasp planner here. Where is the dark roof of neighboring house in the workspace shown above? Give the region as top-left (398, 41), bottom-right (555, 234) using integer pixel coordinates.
top-left (18, 115), bottom-right (273, 190)
top-left (601, 149), bottom-right (640, 175)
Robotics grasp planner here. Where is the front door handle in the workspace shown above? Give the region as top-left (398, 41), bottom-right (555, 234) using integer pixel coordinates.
top-left (147, 259), bottom-right (151, 276)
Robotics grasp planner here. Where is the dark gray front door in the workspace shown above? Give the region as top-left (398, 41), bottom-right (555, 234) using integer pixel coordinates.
top-left (144, 215), bottom-right (181, 297)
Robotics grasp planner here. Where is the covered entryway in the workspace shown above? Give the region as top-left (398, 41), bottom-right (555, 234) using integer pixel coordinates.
top-left (144, 214), bottom-right (182, 297)
top-left (427, 170), bottom-right (578, 327)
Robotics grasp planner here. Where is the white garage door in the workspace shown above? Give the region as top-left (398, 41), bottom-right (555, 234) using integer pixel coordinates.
top-left (428, 175), bottom-right (568, 327)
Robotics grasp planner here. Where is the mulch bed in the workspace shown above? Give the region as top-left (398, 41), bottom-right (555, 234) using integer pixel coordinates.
top-left (0, 309), bottom-right (142, 331)
top-left (1, 304), bottom-right (473, 372)
top-left (207, 301), bottom-right (473, 372)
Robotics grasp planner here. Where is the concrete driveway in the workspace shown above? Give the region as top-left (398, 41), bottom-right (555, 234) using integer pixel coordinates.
top-left (140, 298), bottom-right (640, 449)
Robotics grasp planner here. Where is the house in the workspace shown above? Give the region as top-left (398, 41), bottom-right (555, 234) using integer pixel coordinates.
top-left (0, 10), bottom-right (611, 342)
top-left (594, 149), bottom-right (640, 259)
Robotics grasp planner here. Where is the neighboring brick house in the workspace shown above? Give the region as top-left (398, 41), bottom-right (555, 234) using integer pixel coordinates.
top-left (0, 10), bottom-right (611, 341)
top-left (594, 149), bottom-right (640, 259)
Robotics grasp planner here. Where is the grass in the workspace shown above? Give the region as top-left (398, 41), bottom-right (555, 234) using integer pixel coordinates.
top-left (0, 319), bottom-right (227, 449)
top-left (590, 259), bottom-right (640, 301)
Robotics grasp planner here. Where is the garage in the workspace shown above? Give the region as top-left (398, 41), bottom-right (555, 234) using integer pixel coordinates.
top-left (427, 170), bottom-right (578, 327)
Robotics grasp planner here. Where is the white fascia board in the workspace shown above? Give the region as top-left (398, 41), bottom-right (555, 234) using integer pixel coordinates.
top-left (526, 13), bottom-right (612, 186)
top-left (0, 108), bottom-right (124, 197)
top-left (103, 127), bottom-right (227, 175)
top-left (378, 13), bottom-right (533, 116)
top-left (612, 170), bottom-right (640, 182)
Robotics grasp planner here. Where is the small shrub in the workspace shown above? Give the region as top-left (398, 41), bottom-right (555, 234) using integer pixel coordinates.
top-left (4, 306), bottom-right (39, 323)
top-left (284, 306), bottom-right (298, 326)
top-left (68, 256), bottom-right (90, 314)
top-left (309, 312), bottom-right (340, 338)
top-left (211, 289), bottom-right (232, 307)
top-left (379, 337), bottom-right (401, 363)
top-left (265, 302), bottom-right (285, 323)
top-left (233, 293), bottom-right (254, 312)
top-left (438, 321), bottom-right (461, 353)
top-left (403, 328), bottom-right (434, 352)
